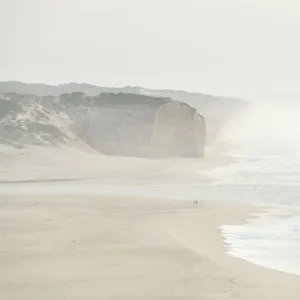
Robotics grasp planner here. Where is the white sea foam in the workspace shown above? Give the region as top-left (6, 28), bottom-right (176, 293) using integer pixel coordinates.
top-left (221, 213), bottom-right (300, 276)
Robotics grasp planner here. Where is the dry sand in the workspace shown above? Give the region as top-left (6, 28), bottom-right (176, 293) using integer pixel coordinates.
top-left (0, 145), bottom-right (234, 184)
top-left (1, 195), bottom-right (300, 300)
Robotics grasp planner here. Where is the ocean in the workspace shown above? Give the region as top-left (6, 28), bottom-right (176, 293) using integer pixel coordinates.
top-left (216, 143), bottom-right (300, 276)
top-left (215, 101), bottom-right (300, 276)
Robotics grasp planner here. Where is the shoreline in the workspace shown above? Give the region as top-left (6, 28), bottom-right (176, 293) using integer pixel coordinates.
top-left (221, 205), bottom-right (300, 277)
top-left (1, 195), bottom-right (300, 299)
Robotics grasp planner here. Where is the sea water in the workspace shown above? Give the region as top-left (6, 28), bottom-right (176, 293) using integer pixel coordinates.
top-left (216, 144), bottom-right (300, 275)
top-left (221, 214), bottom-right (300, 276)
top-left (215, 102), bottom-right (300, 276)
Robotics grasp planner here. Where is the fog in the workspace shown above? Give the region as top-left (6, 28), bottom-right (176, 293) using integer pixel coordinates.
top-left (1, 0), bottom-right (300, 97)
top-left (2, 1), bottom-right (300, 298)
top-left (217, 100), bottom-right (300, 151)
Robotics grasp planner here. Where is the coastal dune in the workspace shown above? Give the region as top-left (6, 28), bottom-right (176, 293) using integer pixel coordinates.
top-left (1, 195), bottom-right (300, 300)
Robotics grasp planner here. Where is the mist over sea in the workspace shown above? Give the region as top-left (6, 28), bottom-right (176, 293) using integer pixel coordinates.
top-left (218, 100), bottom-right (300, 276)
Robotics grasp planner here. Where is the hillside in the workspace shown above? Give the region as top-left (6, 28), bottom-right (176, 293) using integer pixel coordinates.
top-left (0, 81), bottom-right (248, 142)
top-left (0, 92), bottom-right (205, 158)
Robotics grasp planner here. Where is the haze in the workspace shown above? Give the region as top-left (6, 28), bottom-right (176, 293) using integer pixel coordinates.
top-left (1, 0), bottom-right (300, 99)
top-left (3, 1), bottom-right (300, 299)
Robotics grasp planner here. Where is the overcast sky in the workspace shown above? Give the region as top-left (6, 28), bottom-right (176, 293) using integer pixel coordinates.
top-left (1, 0), bottom-right (300, 98)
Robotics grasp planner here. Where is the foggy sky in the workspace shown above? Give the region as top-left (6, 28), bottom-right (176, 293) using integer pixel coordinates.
top-left (1, 0), bottom-right (300, 98)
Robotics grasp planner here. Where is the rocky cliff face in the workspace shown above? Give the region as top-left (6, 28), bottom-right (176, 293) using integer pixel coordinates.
top-left (0, 82), bottom-right (248, 144)
top-left (0, 92), bottom-right (205, 158)
top-left (152, 102), bottom-right (205, 158)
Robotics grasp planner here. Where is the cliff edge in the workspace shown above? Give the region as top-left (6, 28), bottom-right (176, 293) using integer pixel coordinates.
top-left (0, 92), bottom-right (205, 158)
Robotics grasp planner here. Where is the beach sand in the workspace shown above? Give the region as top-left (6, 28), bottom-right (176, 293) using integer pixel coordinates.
top-left (0, 145), bottom-right (234, 184)
top-left (1, 195), bottom-right (300, 300)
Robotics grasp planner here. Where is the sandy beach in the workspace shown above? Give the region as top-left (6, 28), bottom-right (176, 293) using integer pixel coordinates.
top-left (0, 145), bottom-right (234, 184)
top-left (1, 195), bottom-right (300, 300)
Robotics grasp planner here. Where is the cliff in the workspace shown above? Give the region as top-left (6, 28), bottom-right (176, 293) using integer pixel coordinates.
top-left (0, 92), bottom-right (205, 158)
top-left (152, 102), bottom-right (205, 158)
top-left (0, 82), bottom-right (248, 144)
